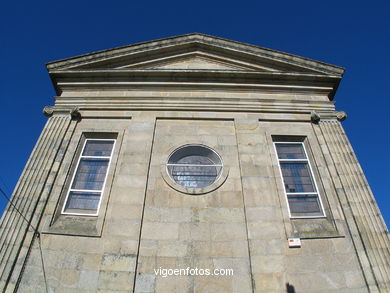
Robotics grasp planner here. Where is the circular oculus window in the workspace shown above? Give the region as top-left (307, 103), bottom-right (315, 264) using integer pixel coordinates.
top-left (166, 145), bottom-right (223, 189)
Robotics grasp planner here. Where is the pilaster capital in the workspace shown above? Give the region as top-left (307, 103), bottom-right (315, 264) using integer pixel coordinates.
top-left (311, 111), bottom-right (347, 123)
top-left (43, 106), bottom-right (81, 120)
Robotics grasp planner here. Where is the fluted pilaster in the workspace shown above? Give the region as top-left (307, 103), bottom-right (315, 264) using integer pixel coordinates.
top-left (315, 115), bottom-right (390, 292)
top-left (0, 106), bottom-right (80, 291)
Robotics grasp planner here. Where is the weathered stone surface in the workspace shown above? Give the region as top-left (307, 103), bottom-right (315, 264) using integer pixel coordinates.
top-left (1, 34), bottom-right (388, 292)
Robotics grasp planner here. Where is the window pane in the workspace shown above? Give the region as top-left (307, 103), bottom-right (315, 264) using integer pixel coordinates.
top-left (168, 146), bottom-right (220, 165)
top-left (280, 162), bottom-right (315, 193)
top-left (170, 164), bottom-right (219, 188)
top-left (71, 159), bottom-right (109, 190)
top-left (64, 191), bottom-right (100, 213)
top-left (167, 145), bottom-right (223, 189)
top-left (276, 143), bottom-right (306, 159)
top-left (82, 140), bottom-right (114, 157)
top-left (176, 155), bottom-right (214, 165)
top-left (288, 194), bottom-right (321, 214)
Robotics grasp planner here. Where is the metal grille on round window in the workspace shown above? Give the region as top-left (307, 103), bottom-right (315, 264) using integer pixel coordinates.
top-left (167, 145), bottom-right (223, 188)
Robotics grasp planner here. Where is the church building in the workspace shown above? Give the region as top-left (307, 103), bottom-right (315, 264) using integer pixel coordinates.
top-left (0, 34), bottom-right (389, 292)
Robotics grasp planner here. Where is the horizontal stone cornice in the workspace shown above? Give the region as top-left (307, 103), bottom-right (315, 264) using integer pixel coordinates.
top-left (56, 82), bottom-right (334, 96)
top-left (50, 69), bottom-right (341, 81)
top-left (50, 70), bottom-right (340, 98)
top-left (54, 97), bottom-right (335, 114)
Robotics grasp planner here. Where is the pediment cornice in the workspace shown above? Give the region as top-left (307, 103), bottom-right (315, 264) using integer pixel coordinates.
top-left (47, 33), bottom-right (344, 76)
top-left (47, 34), bottom-right (344, 99)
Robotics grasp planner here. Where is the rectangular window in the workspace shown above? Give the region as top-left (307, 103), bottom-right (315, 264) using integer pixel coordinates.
top-left (62, 139), bottom-right (115, 216)
top-left (274, 142), bottom-right (325, 218)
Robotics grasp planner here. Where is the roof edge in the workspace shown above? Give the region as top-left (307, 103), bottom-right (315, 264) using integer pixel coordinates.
top-left (46, 33), bottom-right (345, 76)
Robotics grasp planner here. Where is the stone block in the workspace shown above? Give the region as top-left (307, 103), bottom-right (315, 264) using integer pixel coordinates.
top-left (179, 223), bottom-right (211, 241)
top-left (232, 275), bottom-right (253, 293)
top-left (196, 207), bottom-right (244, 223)
top-left (157, 241), bottom-right (188, 257)
top-left (103, 238), bottom-right (139, 255)
top-left (82, 253), bottom-right (102, 270)
top-left (135, 274), bottom-right (156, 292)
top-left (104, 219), bottom-right (141, 238)
top-left (287, 271), bottom-right (346, 291)
top-left (101, 254), bottom-right (136, 272)
top-left (61, 252), bottom-right (84, 270)
top-left (155, 256), bottom-right (177, 268)
top-left (344, 270), bottom-right (366, 289)
top-left (211, 223), bottom-right (247, 241)
top-left (143, 207), bottom-right (193, 223)
top-left (249, 239), bottom-right (284, 255)
top-left (78, 270), bottom-right (99, 290)
top-left (251, 255), bottom-right (284, 273)
top-left (137, 256), bottom-right (157, 274)
top-left (107, 204), bottom-right (143, 220)
top-left (194, 240), bottom-right (249, 258)
top-left (97, 271), bottom-right (134, 291)
top-left (246, 206), bottom-right (280, 222)
top-left (194, 275), bottom-right (233, 293)
top-left (139, 240), bottom-right (158, 256)
top-left (142, 222), bottom-right (179, 240)
top-left (252, 272), bottom-right (284, 292)
top-left (213, 257), bottom-right (250, 275)
top-left (60, 269), bottom-right (80, 288)
top-left (155, 276), bottom-right (192, 293)
top-left (247, 221), bottom-right (284, 240)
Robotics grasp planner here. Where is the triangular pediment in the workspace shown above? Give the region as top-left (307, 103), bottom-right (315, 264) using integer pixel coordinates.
top-left (47, 33), bottom-right (344, 76)
top-left (117, 52), bottom-right (277, 71)
top-left (142, 55), bottom-right (247, 70)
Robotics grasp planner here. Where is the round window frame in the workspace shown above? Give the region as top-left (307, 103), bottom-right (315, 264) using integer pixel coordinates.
top-left (161, 144), bottom-right (229, 195)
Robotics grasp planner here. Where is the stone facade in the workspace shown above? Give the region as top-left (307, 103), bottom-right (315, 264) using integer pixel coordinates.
top-left (0, 34), bottom-right (389, 292)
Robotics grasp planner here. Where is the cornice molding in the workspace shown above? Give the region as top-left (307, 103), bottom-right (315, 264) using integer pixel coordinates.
top-left (49, 69), bottom-right (341, 80)
top-left (46, 34), bottom-right (344, 76)
top-left (50, 70), bottom-right (340, 98)
top-left (43, 106), bottom-right (81, 120)
top-left (311, 111), bottom-right (347, 123)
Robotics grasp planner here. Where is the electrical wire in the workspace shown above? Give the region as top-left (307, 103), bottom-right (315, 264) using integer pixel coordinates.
top-left (0, 186), bottom-right (37, 232)
top-left (38, 233), bottom-right (49, 293)
top-left (0, 185), bottom-right (48, 292)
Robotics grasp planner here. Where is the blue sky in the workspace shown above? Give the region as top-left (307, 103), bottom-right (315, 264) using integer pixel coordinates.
top-left (0, 0), bottom-right (389, 226)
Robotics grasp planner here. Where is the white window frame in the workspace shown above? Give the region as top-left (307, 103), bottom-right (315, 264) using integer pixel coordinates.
top-left (61, 138), bottom-right (116, 216)
top-left (273, 141), bottom-right (326, 219)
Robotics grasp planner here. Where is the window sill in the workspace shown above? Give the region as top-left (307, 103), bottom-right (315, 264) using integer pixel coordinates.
top-left (42, 214), bottom-right (102, 237)
top-left (290, 215), bottom-right (327, 219)
top-left (290, 217), bottom-right (344, 239)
